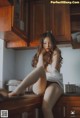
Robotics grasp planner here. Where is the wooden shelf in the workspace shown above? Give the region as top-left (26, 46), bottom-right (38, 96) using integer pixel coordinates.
top-left (71, 29), bottom-right (80, 33)
top-left (71, 13), bottom-right (80, 16)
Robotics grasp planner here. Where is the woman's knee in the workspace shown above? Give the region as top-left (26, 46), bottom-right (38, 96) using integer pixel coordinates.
top-left (33, 89), bottom-right (44, 95)
top-left (33, 83), bottom-right (46, 95)
top-left (37, 66), bottom-right (45, 74)
top-left (37, 66), bottom-right (44, 71)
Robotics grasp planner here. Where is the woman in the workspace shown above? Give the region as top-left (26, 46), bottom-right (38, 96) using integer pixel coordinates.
top-left (1, 31), bottom-right (64, 118)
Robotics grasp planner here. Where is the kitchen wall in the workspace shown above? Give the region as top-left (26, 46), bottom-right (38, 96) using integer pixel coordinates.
top-left (15, 48), bottom-right (37, 80)
top-left (0, 40), bottom-right (16, 87)
top-left (60, 46), bottom-right (80, 85)
top-left (0, 39), bottom-right (4, 87)
top-left (3, 46), bottom-right (16, 87)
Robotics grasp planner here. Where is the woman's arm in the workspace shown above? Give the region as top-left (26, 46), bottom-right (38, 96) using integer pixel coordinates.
top-left (52, 49), bottom-right (62, 72)
top-left (37, 54), bottom-right (44, 67)
top-left (46, 49), bottom-right (62, 73)
top-left (37, 49), bottom-right (46, 67)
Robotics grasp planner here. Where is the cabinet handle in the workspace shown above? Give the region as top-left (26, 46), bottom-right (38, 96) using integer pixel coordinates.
top-left (63, 106), bottom-right (66, 117)
top-left (70, 110), bottom-right (75, 115)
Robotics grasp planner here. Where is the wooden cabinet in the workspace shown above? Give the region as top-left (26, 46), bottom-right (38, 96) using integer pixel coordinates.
top-left (12, 0), bottom-right (29, 43)
top-left (6, 0), bottom-right (29, 48)
top-left (0, 0), bottom-right (12, 31)
top-left (70, 4), bottom-right (80, 49)
top-left (29, 1), bottom-right (71, 47)
top-left (29, 3), bottom-right (80, 48)
top-left (1, 1), bottom-right (80, 49)
top-left (63, 96), bottom-right (80, 118)
top-left (50, 4), bottom-right (71, 44)
top-left (0, 6), bottom-right (12, 31)
top-left (11, 2), bottom-right (80, 48)
top-left (53, 95), bottom-right (80, 118)
top-left (29, 0), bottom-right (50, 47)
top-left (0, 0), bottom-right (28, 48)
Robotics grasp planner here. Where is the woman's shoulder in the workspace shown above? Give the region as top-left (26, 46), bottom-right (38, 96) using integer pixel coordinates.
top-left (53, 47), bottom-right (61, 56)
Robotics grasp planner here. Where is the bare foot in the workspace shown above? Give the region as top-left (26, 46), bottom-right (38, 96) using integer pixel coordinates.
top-left (8, 92), bottom-right (18, 98)
top-left (0, 88), bottom-right (8, 99)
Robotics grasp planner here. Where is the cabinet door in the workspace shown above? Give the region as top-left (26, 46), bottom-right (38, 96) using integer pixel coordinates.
top-left (0, 6), bottom-right (12, 31)
top-left (29, 0), bottom-right (50, 47)
top-left (53, 106), bottom-right (64, 118)
top-left (12, 0), bottom-right (29, 42)
top-left (64, 104), bottom-right (80, 118)
top-left (50, 4), bottom-right (71, 44)
top-left (62, 96), bottom-right (80, 118)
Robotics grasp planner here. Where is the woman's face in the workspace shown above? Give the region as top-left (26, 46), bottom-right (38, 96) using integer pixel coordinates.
top-left (43, 37), bottom-right (53, 52)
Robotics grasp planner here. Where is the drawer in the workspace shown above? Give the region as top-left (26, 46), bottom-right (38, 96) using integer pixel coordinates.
top-left (65, 106), bottom-right (80, 118)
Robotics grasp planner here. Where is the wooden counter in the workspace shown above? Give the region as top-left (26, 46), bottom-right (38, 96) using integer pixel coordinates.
top-left (1, 93), bottom-right (79, 118)
top-left (0, 93), bottom-right (43, 118)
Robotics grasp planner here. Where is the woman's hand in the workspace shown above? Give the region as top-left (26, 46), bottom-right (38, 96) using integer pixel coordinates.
top-left (40, 49), bottom-right (46, 55)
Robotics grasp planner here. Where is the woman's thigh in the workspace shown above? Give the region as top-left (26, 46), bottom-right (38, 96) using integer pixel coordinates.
top-left (32, 77), bottom-right (47, 95)
top-left (42, 83), bottom-right (63, 109)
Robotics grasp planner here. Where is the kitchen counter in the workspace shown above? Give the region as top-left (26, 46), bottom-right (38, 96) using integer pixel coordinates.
top-left (64, 93), bottom-right (80, 96)
top-left (0, 92), bottom-right (80, 118)
top-left (0, 93), bottom-right (43, 118)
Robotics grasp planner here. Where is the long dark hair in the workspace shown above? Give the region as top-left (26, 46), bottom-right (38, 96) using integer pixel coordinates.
top-left (32, 32), bottom-right (61, 68)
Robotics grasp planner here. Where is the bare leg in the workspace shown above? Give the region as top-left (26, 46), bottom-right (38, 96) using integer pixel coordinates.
top-left (42, 83), bottom-right (63, 118)
top-left (9, 66), bottom-right (47, 97)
